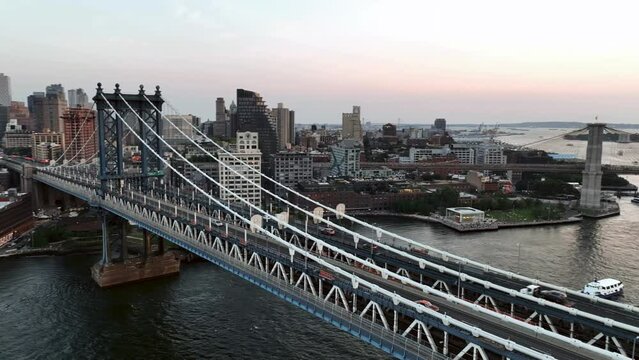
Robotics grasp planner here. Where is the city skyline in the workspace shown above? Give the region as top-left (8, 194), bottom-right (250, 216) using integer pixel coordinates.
top-left (2, 1), bottom-right (639, 124)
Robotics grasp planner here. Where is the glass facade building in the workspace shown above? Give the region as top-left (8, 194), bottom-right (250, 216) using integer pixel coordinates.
top-left (236, 89), bottom-right (278, 174)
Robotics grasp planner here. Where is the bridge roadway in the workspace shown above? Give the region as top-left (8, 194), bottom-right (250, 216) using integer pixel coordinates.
top-left (211, 212), bottom-right (609, 359)
top-left (116, 184), bottom-right (624, 359)
top-left (108, 180), bottom-right (609, 360)
top-left (360, 161), bottom-right (639, 174)
top-left (35, 170), bottom-right (547, 359)
top-left (23, 167), bottom-right (639, 358)
top-left (300, 220), bottom-right (639, 326)
top-left (123, 184), bottom-right (639, 351)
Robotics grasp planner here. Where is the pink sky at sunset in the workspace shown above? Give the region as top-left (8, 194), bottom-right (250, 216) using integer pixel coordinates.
top-left (1, 0), bottom-right (638, 124)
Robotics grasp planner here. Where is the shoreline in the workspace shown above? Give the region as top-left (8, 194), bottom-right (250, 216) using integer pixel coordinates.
top-left (350, 211), bottom-right (583, 232)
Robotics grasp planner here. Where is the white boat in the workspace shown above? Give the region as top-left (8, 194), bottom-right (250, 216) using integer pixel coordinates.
top-left (582, 278), bottom-right (624, 299)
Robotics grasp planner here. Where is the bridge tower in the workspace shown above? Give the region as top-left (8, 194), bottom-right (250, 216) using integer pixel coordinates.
top-left (90, 84), bottom-right (178, 286)
top-left (92, 83), bottom-right (163, 195)
top-left (580, 123), bottom-right (604, 210)
top-left (579, 123), bottom-right (620, 217)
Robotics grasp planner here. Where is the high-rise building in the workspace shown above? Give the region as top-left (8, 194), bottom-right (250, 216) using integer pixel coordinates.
top-left (61, 106), bottom-right (96, 162)
top-left (330, 139), bottom-right (361, 177)
top-left (289, 110), bottom-right (296, 145)
top-left (68, 88), bottom-right (90, 108)
top-left (229, 100), bottom-right (238, 136)
top-left (0, 73), bottom-right (11, 106)
top-left (213, 97), bottom-right (231, 139)
top-left (271, 151), bottom-right (312, 191)
top-left (382, 123), bottom-right (397, 137)
top-left (162, 114), bottom-right (200, 145)
top-left (9, 101), bottom-right (31, 130)
top-left (215, 97), bottom-right (227, 122)
top-left (42, 84), bottom-right (68, 133)
top-left (218, 131), bottom-right (262, 207)
top-left (341, 106), bottom-right (363, 142)
top-left (434, 118), bottom-right (446, 132)
top-left (68, 89), bottom-right (77, 108)
top-left (46, 84), bottom-right (65, 98)
top-left (0, 106), bottom-right (8, 142)
top-left (271, 102), bottom-right (292, 149)
top-left (236, 89), bottom-right (278, 173)
top-left (27, 92), bottom-right (46, 132)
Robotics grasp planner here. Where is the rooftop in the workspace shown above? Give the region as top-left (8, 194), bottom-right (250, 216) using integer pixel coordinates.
top-left (446, 207), bottom-right (484, 215)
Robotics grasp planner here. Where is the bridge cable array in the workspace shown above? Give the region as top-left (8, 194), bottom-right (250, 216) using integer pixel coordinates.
top-left (133, 94), bottom-right (633, 357)
top-left (100, 92), bottom-right (559, 360)
top-left (157, 97), bottom-right (639, 317)
top-left (143, 95), bottom-right (639, 346)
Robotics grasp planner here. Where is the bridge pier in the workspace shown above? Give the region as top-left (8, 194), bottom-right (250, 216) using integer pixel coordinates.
top-left (120, 220), bottom-right (128, 261)
top-left (91, 214), bottom-right (180, 288)
top-left (580, 123), bottom-right (620, 218)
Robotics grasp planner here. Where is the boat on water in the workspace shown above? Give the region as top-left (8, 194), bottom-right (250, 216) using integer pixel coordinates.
top-left (582, 278), bottom-right (624, 299)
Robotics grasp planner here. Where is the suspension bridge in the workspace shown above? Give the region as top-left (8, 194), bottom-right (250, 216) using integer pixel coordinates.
top-left (1, 83), bottom-right (639, 360)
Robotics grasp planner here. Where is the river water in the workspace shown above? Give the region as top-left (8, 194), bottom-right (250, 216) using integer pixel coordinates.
top-left (1, 164), bottom-right (638, 359)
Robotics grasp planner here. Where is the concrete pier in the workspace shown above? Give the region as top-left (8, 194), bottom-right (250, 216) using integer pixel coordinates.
top-left (91, 253), bottom-right (180, 288)
top-left (92, 215), bottom-right (180, 287)
top-left (579, 123), bottom-right (619, 218)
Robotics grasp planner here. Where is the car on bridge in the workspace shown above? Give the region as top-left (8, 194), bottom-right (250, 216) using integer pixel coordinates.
top-left (212, 220), bottom-right (224, 227)
top-left (520, 285), bottom-right (574, 307)
top-left (320, 226), bottom-right (336, 236)
top-left (415, 299), bottom-right (439, 312)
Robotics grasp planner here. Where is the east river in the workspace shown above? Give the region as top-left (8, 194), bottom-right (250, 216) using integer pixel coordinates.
top-left (1, 180), bottom-right (638, 359)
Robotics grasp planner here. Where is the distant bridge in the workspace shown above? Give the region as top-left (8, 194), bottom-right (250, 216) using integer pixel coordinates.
top-left (361, 162), bottom-right (639, 175)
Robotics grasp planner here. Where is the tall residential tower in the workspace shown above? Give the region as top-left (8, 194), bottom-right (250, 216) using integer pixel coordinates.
top-left (0, 73), bottom-right (11, 106)
top-left (236, 89), bottom-right (278, 173)
top-left (342, 105), bottom-right (363, 142)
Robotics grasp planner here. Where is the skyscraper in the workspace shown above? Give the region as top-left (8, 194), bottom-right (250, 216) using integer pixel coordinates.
top-left (213, 97), bottom-right (231, 139)
top-left (46, 84), bottom-right (65, 98)
top-left (236, 89), bottom-right (278, 174)
top-left (289, 110), bottom-right (296, 145)
top-left (68, 88), bottom-right (90, 108)
top-left (0, 74), bottom-right (11, 141)
top-left (0, 73), bottom-right (11, 106)
top-left (44, 84), bottom-right (67, 133)
top-left (342, 105), bottom-right (363, 142)
top-left (215, 97), bottom-right (227, 122)
top-left (434, 118), bottom-right (446, 132)
top-left (61, 106), bottom-right (96, 161)
top-left (0, 106), bottom-right (8, 142)
top-left (162, 114), bottom-right (201, 145)
top-left (271, 102), bottom-right (293, 149)
top-left (27, 92), bottom-right (46, 132)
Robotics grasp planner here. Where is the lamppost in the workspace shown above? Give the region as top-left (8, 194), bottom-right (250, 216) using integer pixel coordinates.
top-left (632, 335), bottom-right (639, 359)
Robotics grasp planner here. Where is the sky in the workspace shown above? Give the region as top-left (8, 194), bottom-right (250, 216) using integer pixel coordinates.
top-left (1, 0), bottom-right (639, 124)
